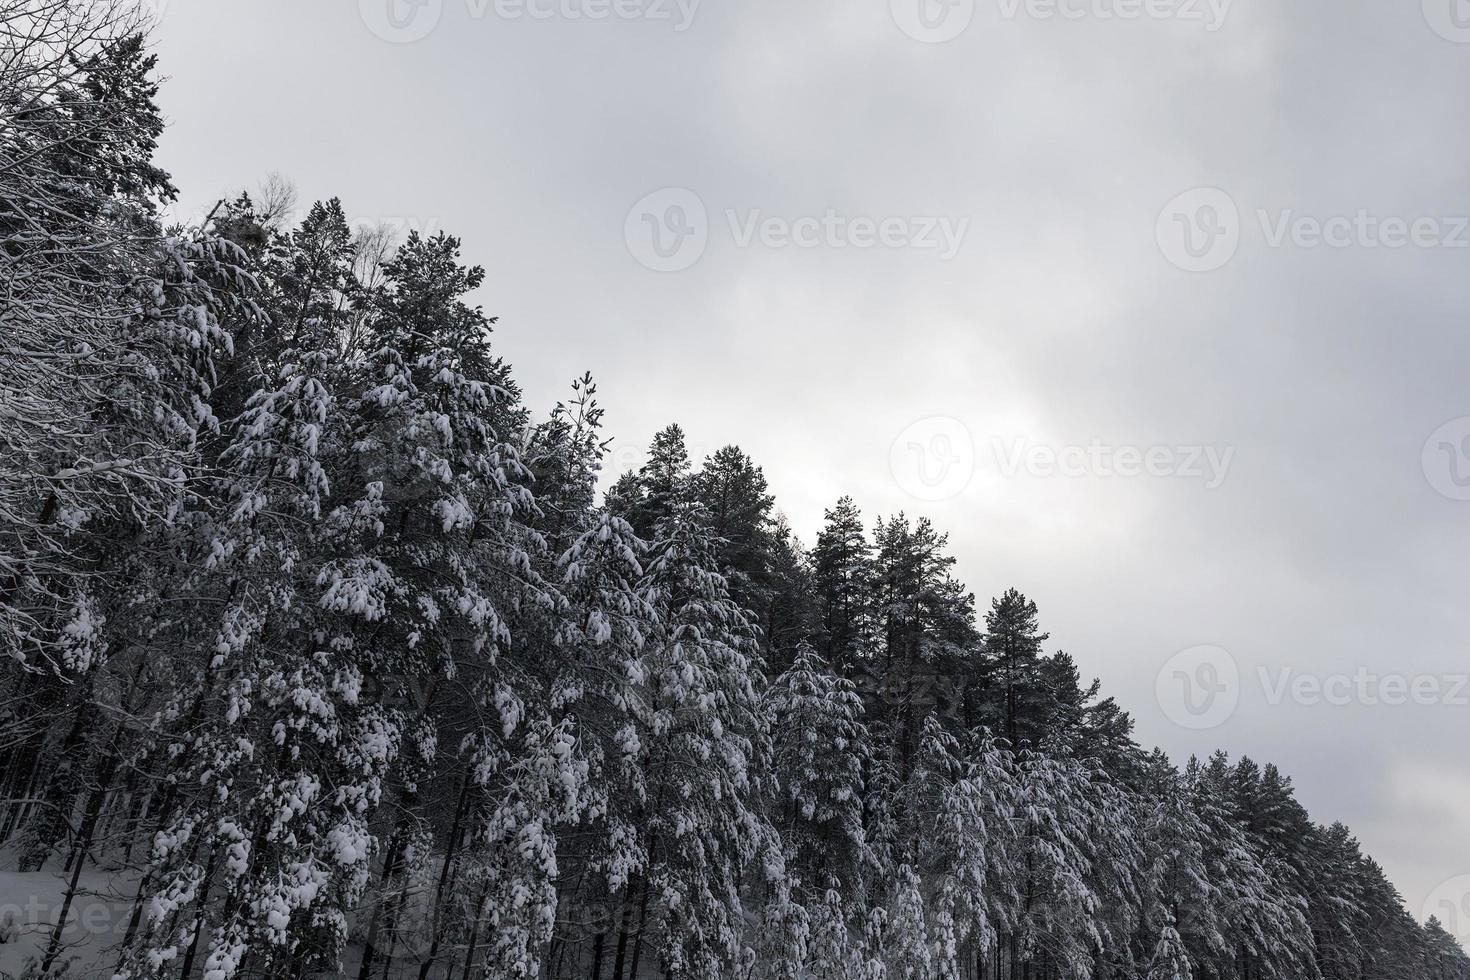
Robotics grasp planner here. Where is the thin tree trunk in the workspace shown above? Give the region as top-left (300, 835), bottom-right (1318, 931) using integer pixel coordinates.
top-left (359, 814), bottom-right (413, 980)
top-left (610, 889), bottom-right (636, 980)
top-left (116, 868), bottom-right (155, 972)
top-left (626, 873), bottom-right (654, 980)
top-left (38, 747), bottom-right (113, 975)
top-left (590, 931), bottom-right (606, 980)
top-left (417, 774), bottom-right (473, 980)
top-left (176, 849), bottom-right (219, 980)
top-left (460, 880), bottom-right (491, 980)
top-left (24, 692), bottom-right (92, 872)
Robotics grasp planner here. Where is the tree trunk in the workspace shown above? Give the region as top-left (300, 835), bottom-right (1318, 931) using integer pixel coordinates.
top-left (459, 880), bottom-right (491, 980)
top-left (38, 746), bottom-right (115, 975)
top-left (610, 889), bottom-right (636, 980)
top-left (627, 874), bottom-right (653, 980)
top-left (358, 812), bottom-right (413, 980)
top-left (590, 931), bottom-right (606, 980)
top-left (176, 849), bottom-right (219, 980)
top-left (417, 774), bottom-right (473, 980)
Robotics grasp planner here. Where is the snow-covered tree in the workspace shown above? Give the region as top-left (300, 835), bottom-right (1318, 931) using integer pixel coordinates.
top-left (0, 3), bottom-right (245, 674)
top-left (765, 644), bottom-right (871, 894)
top-left (1146, 915), bottom-right (1194, 980)
top-left (2, 10), bottom-right (1466, 980)
top-left (621, 505), bottom-right (770, 980)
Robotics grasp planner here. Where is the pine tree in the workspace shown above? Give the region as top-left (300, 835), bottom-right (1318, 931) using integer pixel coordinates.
top-left (1197, 753), bottom-right (1319, 980)
top-left (762, 515), bottom-right (817, 674)
top-left (1141, 758), bottom-right (1222, 978)
top-left (626, 505), bottom-right (770, 980)
top-left (811, 497), bottom-right (874, 680)
top-left (689, 444), bottom-right (777, 616)
top-left (611, 423), bottom-right (693, 540)
top-left (1008, 752), bottom-right (1106, 978)
top-left (765, 645), bottom-right (871, 894)
top-left (980, 588), bottom-right (1049, 750)
top-left (900, 717), bottom-right (1016, 978)
top-left (0, 14), bottom-right (243, 674)
top-left (1423, 917), bottom-right (1470, 980)
top-left (870, 515), bottom-right (976, 773)
top-left (880, 865), bottom-right (933, 980)
top-left (1145, 915), bottom-right (1193, 980)
top-left (805, 886), bottom-right (866, 980)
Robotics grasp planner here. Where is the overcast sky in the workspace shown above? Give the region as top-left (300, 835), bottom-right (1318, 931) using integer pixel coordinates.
top-left (152, 0), bottom-right (1470, 929)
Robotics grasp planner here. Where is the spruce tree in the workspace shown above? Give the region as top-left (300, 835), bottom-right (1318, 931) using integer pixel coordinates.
top-left (981, 588), bottom-right (1049, 750)
top-left (811, 496), bottom-right (874, 680)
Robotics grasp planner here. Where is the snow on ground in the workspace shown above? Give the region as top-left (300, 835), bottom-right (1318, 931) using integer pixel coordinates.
top-left (0, 868), bottom-right (137, 979)
top-left (0, 863), bottom-right (471, 979)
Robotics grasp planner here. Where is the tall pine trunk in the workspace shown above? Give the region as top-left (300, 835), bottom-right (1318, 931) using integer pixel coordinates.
top-left (38, 740), bottom-right (116, 975)
top-left (416, 773), bottom-right (472, 980)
